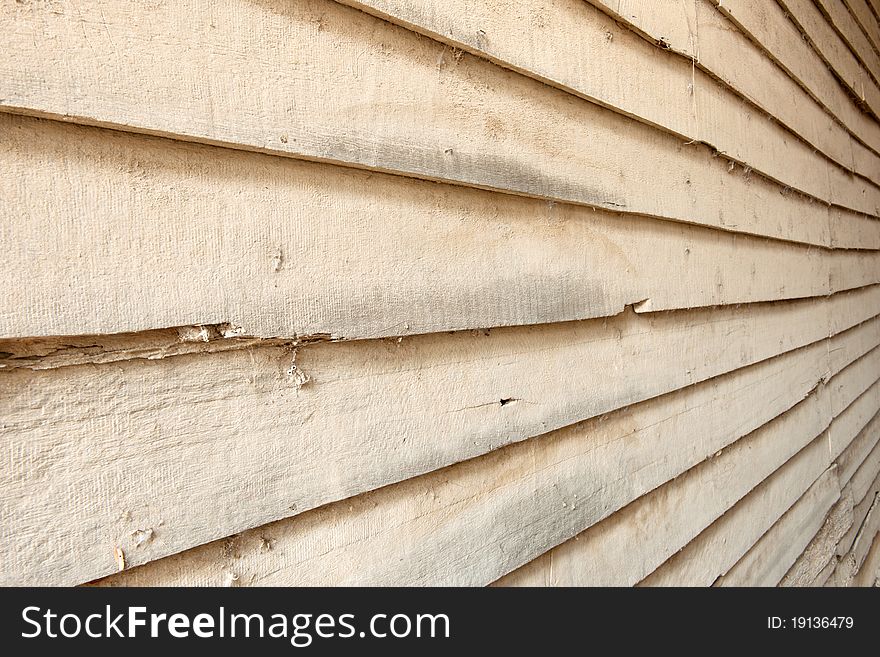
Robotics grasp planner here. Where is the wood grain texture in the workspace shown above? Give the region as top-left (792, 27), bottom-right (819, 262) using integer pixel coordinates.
top-left (334, 0), bottom-right (880, 209)
top-left (4, 289), bottom-right (879, 586)
top-left (93, 321), bottom-right (870, 587)
top-left (639, 374), bottom-right (880, 586)
top-left (501, 348), bottom-right (880, 587)
top-left (843, 0), bottom-right (880, 55)
top-left (593, 0), bottom-right (880, 169)
top-left (779, 490), bottom-right (855, 586)
top-left (715, 466), bottom-right (841, 587)
top-left (815, 0), bottom-right (880, 83)
top-left (3, 113), bottom-right (877, 339)
top-left (777, 0), bottom-right (880, 118)
top-left (0, 0), bottom-right (874, 253)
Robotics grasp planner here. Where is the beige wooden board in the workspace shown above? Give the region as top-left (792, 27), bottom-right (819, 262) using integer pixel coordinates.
top-left (779, 490), bottom-right (854, 586)
top-left (335, 0), bottom-right (880, 210)
top-left (712, 0), bottom-right (880, 178)
top-left (3, 291), bottom-right (877, 586)
top-left (838, 470), bottom-right (880, 555)
top-left (778, 0), bottom-right (880, 117)
top-left (499, 421), bottom-right (835, 587)
top-left (850, 437), bottom-right (880, 503)
top-left (3, 114), bottom-right (875, 340)
top-left (849, 492), bottom-right (880, 569)
top-left (0, 0), bottom-right (867, 248)
top-left (715, 466), bottom-right (841, 587)
top-left (816, 0), bottom-right (880, 83)
top-left (94, 327), bottom-right (855, 587)
top-left (592, 0), bottom-right (880, 174)
top-left (851, 531), bottom-right (880, 585)
top-left (836, 412), bottom-right (880, 484)
top-left (639, 377), bottom-right (880, 586)
top-left (844, 0), bottom-right (880, 55)
top-left (812, 555), bottom-right (841, 585)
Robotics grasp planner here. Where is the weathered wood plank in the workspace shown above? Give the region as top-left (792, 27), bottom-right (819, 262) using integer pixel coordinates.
top-left (3, 291), bottom-right (877, 586)
top-left (505, 351), bottom-right (880, 587)
top-left (779, 490), bottom-right (854, 586)
top-left (592, 0), bottom-right (880, 171)
top-left (836, 411), bottom-right (880, 485)
top-left (3, 113), bottom-right (875, 339)
top-left (816, 0), bottom-right (880, 83)
top-left (638, 375), bottom-right (880, 586)
top-left (93, 324), bottom-right (865, 587)
top-left (843, 0), bottom-right (880, 55)
top-left (0, 0), bottom-right (868, 249)
top-left (851, 531), bottom-right (880, 585)
top-left (837, 470), bottom-right (880, 555)
top-left (334, 0), bottom-right (880, 209)
top-left (777, 0), bottom-right (880, 118)
top-left (715, 466), bottom-right (841, 587)
top-left (499, 423), bottom-right (834, 586)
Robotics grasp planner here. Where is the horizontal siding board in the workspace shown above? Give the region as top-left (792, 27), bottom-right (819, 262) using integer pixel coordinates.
top-left (501, 419), bottom-right (834, 586)
top-left (851, 531), bottom-right (880, 585)
top-left (499, 353), bottom-right (880, 587)
top-left (592, 0), bottom-right (880, 172)
top-left (816, 0), bottom-right (880, 83)
top-left (844, 0), bottom-right (880, 54)
top-left (779, 490), bottom-right (855, 586)
top-left (639, 378), bottom-right (880, 586)
top-left (778, 0), bottom-right (880, 119)
top-left (94, 329), bottom-right (855, 587)
top-left (836, 411), bottom-right (880, 484)
top-left (0, 0), bottom-right (869, 251)
top-left (3, 291), bottom-right (878, 585)
top-left (3, 113), bottom-right (876, 339)
top-left (715, 466), bottom-right (841, 587)
top-left (837, 470), bottom-right (880, 555)
top-left (335, 0), bottom-right (880, 211)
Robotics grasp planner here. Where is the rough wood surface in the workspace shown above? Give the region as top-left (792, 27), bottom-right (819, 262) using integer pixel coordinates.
top-left (4, 290), bottom-right (878, 586)
top-left (93, 324), bottom-right (865, 587)
top-left (0, 0), bottom-right (873, 253)
top-left (779, 490), bottom-right (855, 586)
top-left (815, 0), bottom-right (880, 83)
top-left (715, 466), bottom-right (841, 587)
top-left (593, 0), bottom-right (880, 167)
top-left (335, 0), bottom-right (880, 206)
top-left (639, 375), bottom-right (880, 586)
top-left (5, 113), bottom-right (877, 339)
top-left (777, 0), bottom-right (880, 118)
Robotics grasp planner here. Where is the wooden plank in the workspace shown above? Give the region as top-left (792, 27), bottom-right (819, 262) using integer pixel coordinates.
top-left (715, 466), bottom-right (841, 587)
top-left (2, 113), bottom-right (874, 340)
top-left (816, 0), bottom-right (880, 83)
top-left (837, 470), bottom-right (880, 555)
top-left (712, 0), bottom-right (880, 180)
top-left (500, 424), bottom-right (834, 587)
top-left (836, 411), bottom-right (880, 484)
top-left (851, 531), bottom-right (880, 585)
top-left (334, 0), bottom-right (880, 210)
top-left (639, 377), bottom-right (880, 586)
top-left (0, 0), bottom-right (867, 249)
top-left (777, 0), bottom-right (880, 118)
top-left (843, 0), bottom-right (880, 55)
top-left (779, 490), bottom-right (854, 586)
top-left (850, 436), bottom-right (880, 503)
top-left (592, 0), bottom-right (880, 172)
top-left (93, 328), bottom-right (854, 587)
top-left (811, 555), bottom-right (841, 585)
top-left (849, 492), bottom-right (880, 570)
top-left (2, 291), bottom-right (876, 586)
top-left (499, 352), bottom-right (880, 587)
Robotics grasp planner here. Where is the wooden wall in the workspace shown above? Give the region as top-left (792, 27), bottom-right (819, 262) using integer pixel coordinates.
top-left (1, 0), bottom-right (879, 587)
